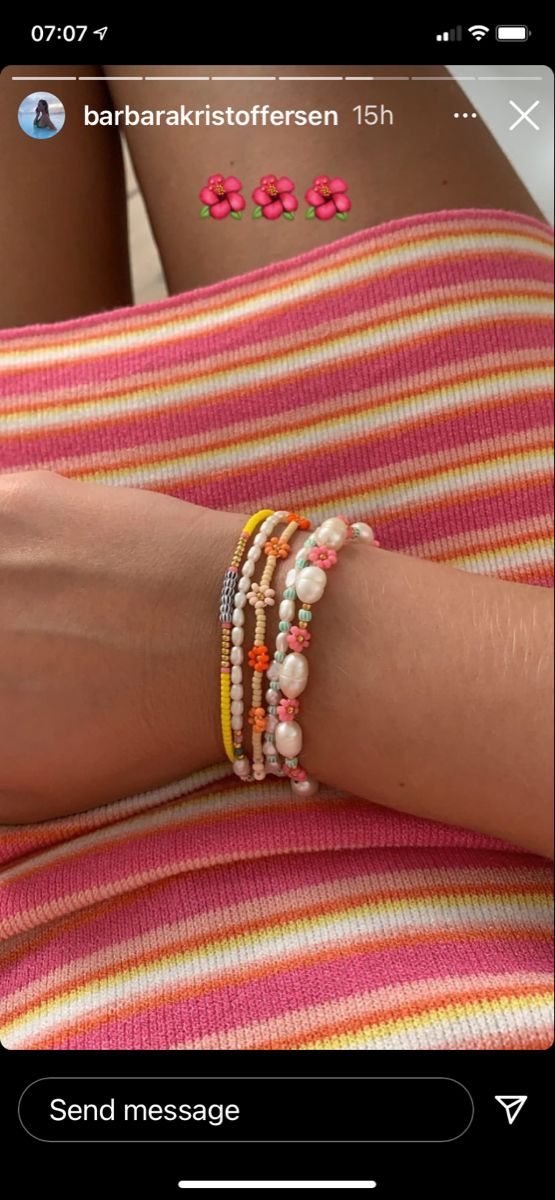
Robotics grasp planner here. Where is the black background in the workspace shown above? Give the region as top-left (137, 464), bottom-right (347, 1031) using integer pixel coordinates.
top-left (1, 12), bottom-right (553, 1197)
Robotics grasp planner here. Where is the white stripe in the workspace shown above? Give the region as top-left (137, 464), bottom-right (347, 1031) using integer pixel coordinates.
top-left (3, 895), bottom-right (551, 1044)
top-left (0, 231), bottom-right (551, 369)
top-left (325, 995), bottom-right (553, 1049)
top-left (446, 539), bottom-right (554, 573)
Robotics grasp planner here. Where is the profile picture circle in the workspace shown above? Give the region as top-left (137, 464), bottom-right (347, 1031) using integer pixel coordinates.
top-left (18, 91), bottom-right (65, 139)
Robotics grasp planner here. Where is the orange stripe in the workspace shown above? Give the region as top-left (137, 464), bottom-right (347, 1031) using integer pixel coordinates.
top-left (4, 878), bottom-right (550, 1022)
top-left (12, 924), bottom-right (550, 1049)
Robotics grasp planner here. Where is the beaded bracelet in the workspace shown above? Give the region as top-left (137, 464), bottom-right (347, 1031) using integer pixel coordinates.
top-left (267, 516), bottom-right (377, 796)
top-left (245, 512), bottom-right (311, 782)
top-left (219, 508), bottom-right (274, 764)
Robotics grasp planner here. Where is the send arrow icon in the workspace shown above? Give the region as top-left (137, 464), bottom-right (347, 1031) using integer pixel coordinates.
top-left (495, 1096), bottom-right (528, 1125)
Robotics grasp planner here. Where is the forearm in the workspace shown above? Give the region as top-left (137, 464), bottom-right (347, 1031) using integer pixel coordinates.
top-left (291, 545), bottom-right (554, 857)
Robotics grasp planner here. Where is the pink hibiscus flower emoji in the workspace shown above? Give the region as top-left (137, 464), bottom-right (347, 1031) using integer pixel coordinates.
top-left (305, 176), bottom-right (351, 221)
top-left (199, 174), bottom-right (246, 220)
top-left (252, 175), bottom-right (298, 221)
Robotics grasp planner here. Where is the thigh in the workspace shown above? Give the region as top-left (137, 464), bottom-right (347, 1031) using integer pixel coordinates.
top-left (0, 66), bottom-right (132, 327)
top-left (106, 64), bottom-right (543, 292)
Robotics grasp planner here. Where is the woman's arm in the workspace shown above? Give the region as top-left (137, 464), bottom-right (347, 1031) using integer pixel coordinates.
top-left (0, 471), bottom-right (552, 856)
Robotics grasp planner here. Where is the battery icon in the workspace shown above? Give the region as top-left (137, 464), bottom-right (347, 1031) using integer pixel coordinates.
top-left (496, 25), bottom-right (529, 41)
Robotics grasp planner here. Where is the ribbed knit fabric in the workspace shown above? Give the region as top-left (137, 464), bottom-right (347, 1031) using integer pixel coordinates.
top-left (0, 208), bottom-right (552, 1050)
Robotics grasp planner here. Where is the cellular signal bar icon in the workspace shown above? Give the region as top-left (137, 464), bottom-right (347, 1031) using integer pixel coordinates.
top-left (436, 26), bottom-right (463, 41)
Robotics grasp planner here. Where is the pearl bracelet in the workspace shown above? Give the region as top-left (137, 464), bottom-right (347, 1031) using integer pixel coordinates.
top-left (267, 515), bottom-right (377, 796)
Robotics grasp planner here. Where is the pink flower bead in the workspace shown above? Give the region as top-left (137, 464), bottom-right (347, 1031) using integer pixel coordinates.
top-left (307, 546), bottom-right (338, 570)
top-left (277, 697), bottom-right (300, 722)
top-left (286, 626), bottom-right (312, 652)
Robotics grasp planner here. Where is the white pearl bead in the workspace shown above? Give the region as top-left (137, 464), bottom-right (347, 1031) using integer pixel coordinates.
top-left (266, 715), bottom-right (277, 732)
top-left (233, 757), bottom-right (250, 777)
top-left (230, 646), bottom-right (243, 665)
top-left (230, 684), bottom-right (243, 701)
top-left (279, 652), bottom-right (309, 699)
top-left (254, 531), bottom-right (267, 547)
top-left (260, 520), bottom-right (274, 536)
top-left (276, 632), bottom-right (289, 653)
top-left (231, 665), bottom-right (242, 684)
top-left (285, 567), bottom-right (297, 588)
top-left (275, 719), bottom-right (303, 758)
top-left (266, 761), bottom-right (283, 776)
top-left (231, 626), bottom-right (244, 646)
top-left (234, 591), bottom-right (247, 609)
top-left (279, 599), bottom-right (296, 621)
top-left (266, 688), bottom-right (279, 705)
top-left (231, 714), bottom-right (243, 731)
top-left (266, 662), bottom-right (280, 681)
top-left (315, 516), bottom-right (347, 550)
top-left (238, 576), bottom-right (251, 593)
top-left (352, 521), bottom-right (374, 542)
top-left (291, 777), bottom-right (320, 798)
top-left (262, 739), bottom-right (276, 756)
top-left (296, 565), bottom-right (327, 605)
top-left (232, 607), bottom-right (244, 626)
top-left (231, 699), bottom-right (244, 715)
top-left (242, 560), bottom-right (255, 578)
top-left (247, 545), bottom-right (261, 561)
top-left (253, 764), bottom-right (266, 780)
top-left (274, 510), bottom-right (288, 520)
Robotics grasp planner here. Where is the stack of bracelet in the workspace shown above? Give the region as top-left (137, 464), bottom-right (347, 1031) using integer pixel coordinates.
top-left (220, 507), bottom-right (377, 791)
top-left (266, 515), bottom-right (377, 797)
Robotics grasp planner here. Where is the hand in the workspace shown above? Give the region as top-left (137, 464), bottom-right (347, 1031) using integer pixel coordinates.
top-left (0, 470), bottom-right (242, 822)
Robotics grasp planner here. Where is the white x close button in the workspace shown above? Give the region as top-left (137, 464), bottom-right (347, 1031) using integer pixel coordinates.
top-left (509, 100), bottom-right (540, 131)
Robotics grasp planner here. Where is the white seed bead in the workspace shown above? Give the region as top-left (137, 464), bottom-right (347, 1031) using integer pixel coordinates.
top-left (266, 662), bottom-right (280, 681)
top-left (231, 714), bottom-right (243, 731)
top-left (230, 684), bottom-right (243, 701)
top-left (285, 567), bottom-right (297, 588)
top-left (231, 665), bottom-right (242, 684)
top-left (231, 626), bottom-right (244, 646)
top-left (315, 516), bottom-right (348, 550)
top-left (266, 688), bottom-right (278, 705)
top-left (279, 652), bottom-right (309, 699)
top-left (230, 646), bottom-right (243, 665)
top-left (275, 719), bottom-right (303, 758)
top-left (291, 776), bottom-right (320, 798)
top-left (233, 757), bottom-right (250, 777)
top-left (247, 545), bottom-right (261, 561)
top-left (231, 699), bottom-right (244, 715)
top-left (234, 591), bottom-right (247, 609)
top-left (352, 521), bottom-right (374, 542)
top-left (232, 607), bottom-right (245, 626)
top-left (276, 631), bottom-right (289, 653)
top-left (279, 599), bottom-right (296, 621)
top-left (238, 576), bottom-right (251, 593)
top-left (242, 560), bottom-right (255, 578)
top-left (296, 565), bottom-right (327, 605)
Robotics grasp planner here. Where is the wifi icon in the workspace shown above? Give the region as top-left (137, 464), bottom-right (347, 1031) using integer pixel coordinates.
top-left (468, 24), bottom-right (490, 40)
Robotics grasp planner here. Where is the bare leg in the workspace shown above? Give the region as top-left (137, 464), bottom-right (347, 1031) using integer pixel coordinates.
top-left (0, 66), bottom-right (132, 327)
top-left (106, 65), bottom-right (543, 293)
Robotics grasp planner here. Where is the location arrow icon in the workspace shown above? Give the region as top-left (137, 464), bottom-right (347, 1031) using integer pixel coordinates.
top-left (495, 1096), bottom-right (528, 1125)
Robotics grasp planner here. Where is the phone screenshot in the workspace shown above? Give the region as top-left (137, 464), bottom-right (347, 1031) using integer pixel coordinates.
top-left (0, 17), bottom-right (553, 1196)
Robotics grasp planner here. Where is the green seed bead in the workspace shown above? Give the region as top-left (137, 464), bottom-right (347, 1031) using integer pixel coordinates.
top-left (284, 587), bottom-right (296, 600)
top-left (266, 733), bottom-right (275, 743)
top-left (275, 651), bottom-right (285, 662)
top-left (296, 558), bottom-right (308, 569)
top-left (285, 757), bottom-right (298, 768)
top-left (298, 609), bottom-right (312, 622)
top-left (267, 755), bottom-right (278, 764)
top-left (305, 536), bottom-right (317, 547)
top-left (270, 681), bottom-right (280, 690)
top-left (268, 705), bottom-right (276, 716)
top-left (278, 620), bottom-right (290, 633)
